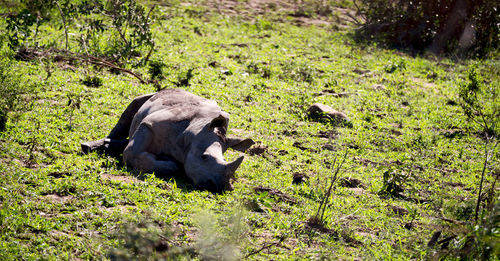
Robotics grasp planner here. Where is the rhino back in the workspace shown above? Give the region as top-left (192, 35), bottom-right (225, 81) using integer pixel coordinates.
top-left (129, 89), bottom-right (221, 136)
top-left (127, 89), bottom-right (228, 162)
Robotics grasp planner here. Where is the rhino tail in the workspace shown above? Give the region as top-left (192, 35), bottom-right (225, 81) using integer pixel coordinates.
top-left (107, 93), bottom-right (155, 140)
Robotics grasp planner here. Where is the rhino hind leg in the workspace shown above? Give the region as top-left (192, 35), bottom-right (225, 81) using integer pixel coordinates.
top-left (81, 93), bottom-right (154, 155)
top-left (123, 124), bottom-right (181, 175)
top-left (81, 138), bottom-right (107, 154)
top-left (107, 93), bottom-right (155, 140)
top-left (81, 138), bottom-right (129, 156)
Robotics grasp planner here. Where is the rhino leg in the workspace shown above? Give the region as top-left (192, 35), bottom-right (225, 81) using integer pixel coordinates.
top-left (81, 93), bottom-right (154, 155)
top-left (123, 124), bottom-right (180, 175)
top-left (107, 93), bottom-right (155, 140)
top-left (81, 138), bottom-right (107, 154)
top-left (81, 138), bottom-right (129, 156)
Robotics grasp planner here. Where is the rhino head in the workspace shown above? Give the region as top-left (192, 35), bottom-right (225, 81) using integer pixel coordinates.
top-left (184, 114), bottom-right (254, 193)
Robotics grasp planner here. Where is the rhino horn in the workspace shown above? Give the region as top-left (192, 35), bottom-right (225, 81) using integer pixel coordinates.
top-left (226, 156), bottom-right (244, 179)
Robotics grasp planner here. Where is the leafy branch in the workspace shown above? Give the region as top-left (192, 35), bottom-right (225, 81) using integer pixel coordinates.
top-left (458, 67), bottom-right (499, 223)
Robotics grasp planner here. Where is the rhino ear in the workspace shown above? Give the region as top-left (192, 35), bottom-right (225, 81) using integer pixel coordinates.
top-left (209, 114), bottom-right (228, 129)
top-left (227, 137), bottom-right (255, 152)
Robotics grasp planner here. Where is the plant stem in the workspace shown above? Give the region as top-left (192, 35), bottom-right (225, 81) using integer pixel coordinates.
top-left (475, 138), bottom-right (490, 223)
top-left (320, 150), bottom-right (348, 221)
top-left (315, 155), bottom-right (337, 220)
top-left (55, 1), bottom-right (69, 50)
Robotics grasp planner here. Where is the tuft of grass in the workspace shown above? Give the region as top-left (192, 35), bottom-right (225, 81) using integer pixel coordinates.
top-left (309, 151), bottom-right (347, 227)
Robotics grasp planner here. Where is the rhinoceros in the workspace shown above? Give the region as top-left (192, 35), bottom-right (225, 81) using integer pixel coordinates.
top-left (81, 88), bottom-right (254, 192)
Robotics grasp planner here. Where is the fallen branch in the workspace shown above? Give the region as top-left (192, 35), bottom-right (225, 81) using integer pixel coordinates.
top-left (245, 238), bottom-right (288, 258)
top-left (14, 48), bottom-right (147, 84)
top-left (254, 186), bottom-right (297, 204)
top-left (80, 54), bottom-right (146, 84)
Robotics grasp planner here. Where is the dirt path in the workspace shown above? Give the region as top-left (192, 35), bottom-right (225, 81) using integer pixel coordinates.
top-left (199, 0), bottom-right (358, 28)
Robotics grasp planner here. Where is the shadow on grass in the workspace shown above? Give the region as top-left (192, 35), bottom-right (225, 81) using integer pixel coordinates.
top-left (88, 147), bottom-right (200, 193)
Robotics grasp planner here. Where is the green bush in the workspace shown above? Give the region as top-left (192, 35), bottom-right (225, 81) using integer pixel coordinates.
top-left (458, 67), bottom-right (499, 137)
top-left (2, 0), bottom-right (155, 63)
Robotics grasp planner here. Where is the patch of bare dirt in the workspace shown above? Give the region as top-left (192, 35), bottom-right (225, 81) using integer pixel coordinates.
top-left (171, 220), bottom-right (198, 244)
top-left (200, 0), bottom-right (358, 27)
top-left (292, 141), bottom-right (318, 152)
top-left (103, 205), bottom-right (136, 213)
top-left (101, 173), bottom-right (138, 184)
top-left (371, 84), bottom-right (387, 90)
top-left (43, 194), bottom-right (74, 204)
top-left (316, 130), bottom-right (338, 139)
top-left (356, 231), bottom-right (377, 240)
top-left (338, 177), bottom-right (363, 188)
top-left (443, 181), bottom-right (467, 188)
top-left (389, 205), bottom-right (409, 216)
top-left (247, 144), bottom-right (267, 156)
top-left (410, 77), bottom-right (437, 89)
top-left (316, 89), bottom-right (350, 98)
top-left (304, 219), bottom-right (338, 236)
top-left (48, 230), bottom-right (71, 238)
top-left (246, 231), bottom-right (291, 258)
top-left (48, 171), bottom-right (72, 179)
top-left (348, 187), bottom-right (367, 196)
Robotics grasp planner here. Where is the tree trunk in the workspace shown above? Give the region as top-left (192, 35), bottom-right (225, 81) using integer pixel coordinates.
top-left (429, 0), bottom-right (470, 55)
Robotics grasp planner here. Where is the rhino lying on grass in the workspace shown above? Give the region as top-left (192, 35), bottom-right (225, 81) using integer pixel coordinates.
top-left (82, 89), bottom-right (254, 192)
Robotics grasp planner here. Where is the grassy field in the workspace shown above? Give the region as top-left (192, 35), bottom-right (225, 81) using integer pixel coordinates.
top-left (0, 1), bottom-right (498, 260)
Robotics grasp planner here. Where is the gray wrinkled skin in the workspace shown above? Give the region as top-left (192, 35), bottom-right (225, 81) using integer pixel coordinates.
top-left (82, 89), bottom-right (254, 192)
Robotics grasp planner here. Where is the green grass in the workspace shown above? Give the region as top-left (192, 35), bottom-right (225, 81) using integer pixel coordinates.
top-left (0, 1), bottom-right (499, 260)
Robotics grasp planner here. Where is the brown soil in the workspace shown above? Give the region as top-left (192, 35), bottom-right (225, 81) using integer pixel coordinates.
top-left (101, 173), bottom-right (138, 184)
top-left (43, 194), bottom-right (74, 204)
top-left (200, 0), bottom-right (358, 28)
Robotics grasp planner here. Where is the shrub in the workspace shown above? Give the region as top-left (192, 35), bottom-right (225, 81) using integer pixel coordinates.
top-left (355, 0), bottom-right (499, 57)
top-left (458, 67), bottom-right (499, 138)
top-left (2, 0), bottom-right (155, 63)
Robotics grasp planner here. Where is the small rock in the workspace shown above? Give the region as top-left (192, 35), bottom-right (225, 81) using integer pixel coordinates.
top-left (306, 103), bottom-right (349, 125)
top-left (221, 69), bottom-right (232, 75)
